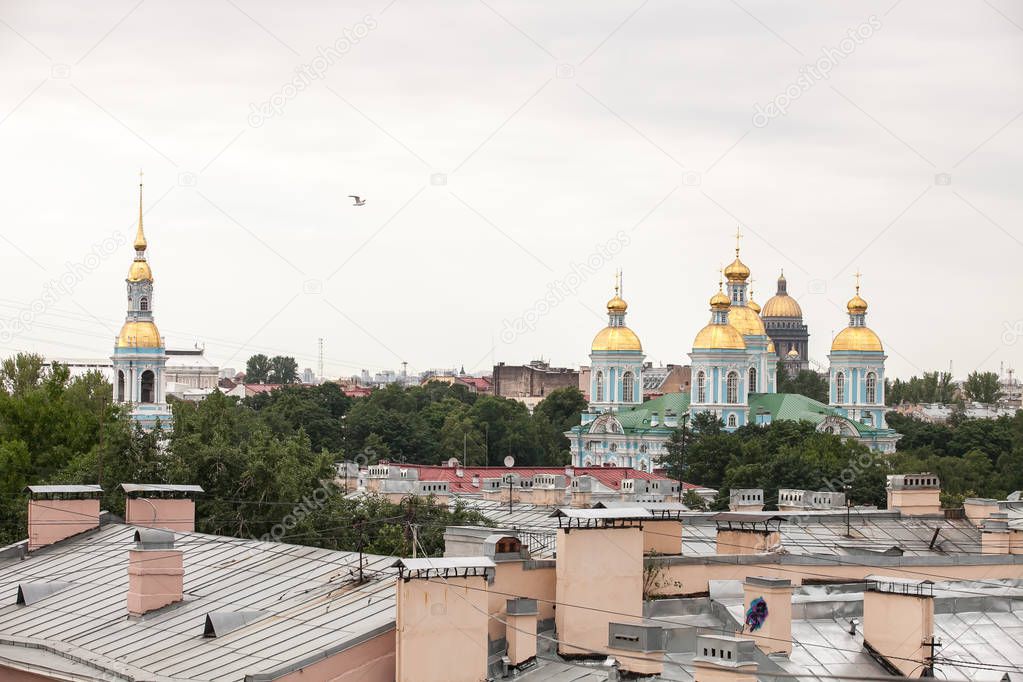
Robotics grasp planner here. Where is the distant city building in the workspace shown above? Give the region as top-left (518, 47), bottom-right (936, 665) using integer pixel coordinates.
top-left (761, 271), bottom-right (810, 371)
top-left (493, 360), bottom-right (579, 410)
top-left (164, 348), bottom-right (219, 390)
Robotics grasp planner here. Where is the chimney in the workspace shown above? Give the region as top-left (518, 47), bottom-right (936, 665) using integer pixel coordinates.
top-left (127, 528), bottom-right (184, 616)
top-left (729, 489), bottom-right (764, 512)
top-left (886, 474), bottom-right (941, 516)
top-left (394, 557), bottom-right (494, 682)
top-left (863, 576), bottom-right (935, 678)
top-left (607, 622), bottom-right (665, 676)
top-left (505, 598), bottom-right (538, 667)
top-left (554, 508), bottom-right (645, 657)
top-left (122, 484), bottom-right (203, 532)
top-left (980, 512), bottom-right (1012, 554)
top-left (693, 635), bottom-right (758, 682)
top-left (714, 513), bottom-right (783, 555)
top-left (742, 576), bottom-right (793, 655)
top-left (963, 497), bottom-right (999, 525)
top-left (26, 485), bottom-right (102, 551)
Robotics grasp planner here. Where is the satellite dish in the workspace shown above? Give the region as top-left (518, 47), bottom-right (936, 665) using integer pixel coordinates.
top-left (447, 457), bottom-right (459, 468)
top-left (503, 455), bottom-right (515, 468)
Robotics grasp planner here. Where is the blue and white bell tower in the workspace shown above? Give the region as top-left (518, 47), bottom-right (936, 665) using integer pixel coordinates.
top-left (584, 272), bottom-right (645, 418)
top-left (828, 273), bottom-right (887, 432)
top-left (111, 175), bottom-right (172, 429)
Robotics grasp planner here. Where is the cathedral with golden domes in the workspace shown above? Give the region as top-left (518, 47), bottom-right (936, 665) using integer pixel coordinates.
top-left (567, 232), bottom-right (900, 473)
top-left (111, 178), bottom-right (172, 428)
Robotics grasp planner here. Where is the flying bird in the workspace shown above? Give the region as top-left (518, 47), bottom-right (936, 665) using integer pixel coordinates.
top-left (349, 195), bottom-right (366, 206)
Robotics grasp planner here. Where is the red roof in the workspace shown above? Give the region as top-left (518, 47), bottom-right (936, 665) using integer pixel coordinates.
top-left (244, 383), bottom-right (283, 394)
top-left (343, 386), bottom-right (373, 398)
top-left (377, 463), bottom-right (698, 495)
top-left (459, 376), bottom-right (492, 392)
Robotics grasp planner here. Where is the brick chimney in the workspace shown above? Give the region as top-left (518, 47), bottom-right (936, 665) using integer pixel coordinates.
top-left (127, 528), bottom-right (184, 616)
top-left (122, 484), bottom-right (203, 532)
top-left (26, 485), bottom-right (102, 551)
top-left (964, 497), bottom-right (1000, 526)
top-left (714, 513), bottom-right (783, 555)
top-left (886, 474), bottom-right (941, 516)
top-left (863, 576), bottom-right (936, 678)
top-left (505, 598), bottom-right (538, 667)
top-left (607, 622), bottom-right (665, 676)
top-left (693, 635), bottom-right (758, 682)
top-left (742, 576), bottom-right (793, 655)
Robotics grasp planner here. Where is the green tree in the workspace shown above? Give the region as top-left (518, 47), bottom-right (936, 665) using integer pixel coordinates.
top-left (963, 371), bottom-right (1002, 404)
top-left (245, 354), bottom-right (272, 383)
top-left (776, 362), bottom-right (829, 403)
top-left (269, 355), bottom-right (299, 384)
top-left (533, 387), bottom-right (587, 465)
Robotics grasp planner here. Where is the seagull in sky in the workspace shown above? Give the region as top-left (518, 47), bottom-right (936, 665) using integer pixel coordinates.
top-left (349, 195), bottom-right (366, 206)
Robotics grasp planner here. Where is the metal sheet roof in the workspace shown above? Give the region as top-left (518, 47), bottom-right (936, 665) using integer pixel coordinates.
top-left (120, 484), bottom-right (205, 494)
top-left (551, 508), bottom-right (652, 519)
top-left (0, 524), bottom-right (398, 681)
top-left (24, 485), bottom-right (102, 494)
top-left (392, 557), bottom-right (495, 571)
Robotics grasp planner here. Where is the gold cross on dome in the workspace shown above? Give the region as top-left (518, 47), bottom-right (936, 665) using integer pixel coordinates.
top-left (854, 269), bottom-right (862, 293)
top-left (138, 168), bottom-right (144, 187)
top-left (734, 226), bottom-right (743, 254)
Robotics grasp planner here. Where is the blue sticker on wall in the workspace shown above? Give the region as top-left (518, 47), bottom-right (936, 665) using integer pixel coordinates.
top-left (745, 596), bottom-right (768, 632)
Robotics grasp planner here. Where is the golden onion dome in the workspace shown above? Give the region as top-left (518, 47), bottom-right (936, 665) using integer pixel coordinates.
top-left (747, 296), bottom-right (761, 314)
top-left (128, 260), bottom-right (152, 282)
top-left (591, 326), bottom-right (642, 352)
top-left (727, 304), bottom-right (767, 336)
top-left (606, 295), bottom-right (628, 313)
top-left (847, 293), bottom-right (868, 315)
top-left (787, 347), bottom-right (800, 358)
top-left (710, 289), bottom-right (730, 310)
top-left (762, 293), bottom-right (802, 318)
top-left (116, 320), bottom-right (162, 348)
top-left (767, 340), bottom-right (776, 353)
top-left (831, 326), bottom-right (883, 352)
top-left (693, 323), bottom-right (746, 350)
top-left (724, 256), bottom-right (750, 283)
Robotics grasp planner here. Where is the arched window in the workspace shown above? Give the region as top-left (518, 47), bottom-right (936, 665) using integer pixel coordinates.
top-left (595, 371), bottom-right (604, 402)
top-left (727, 413), bottom-right (737, 428)
top-left (622, 371), bottom-right (634, 402)
top-left (726, 371), bottom-right (739, 404)
top-left (139, 297), bottom-right (149, 311)
top-left (866, 372), bottom-right (877, 403)
top-left (697, 371), bottom-right (706, 403)
top-left (609, 442), bottom-right (617, 452)
top-left (836, 372), bottom-right (845, 404)
top-left (748, 367), bottom-right (757, 394)
top-left (116, 370), bottom-right (125, 402)
top-left (140, 370), bottom-right (155, 403)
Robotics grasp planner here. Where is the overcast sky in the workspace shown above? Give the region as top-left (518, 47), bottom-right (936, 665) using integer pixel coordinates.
top-left (1, 0), bottom-right (1021, 381)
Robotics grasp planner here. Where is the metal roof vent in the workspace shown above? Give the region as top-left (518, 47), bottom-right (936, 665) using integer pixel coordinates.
top-left (133, 528), bottom-right (175, 550)
top-left (203, 611), bottom-right (267, 638)
top-left (16, 581), bottom-right (72, 605)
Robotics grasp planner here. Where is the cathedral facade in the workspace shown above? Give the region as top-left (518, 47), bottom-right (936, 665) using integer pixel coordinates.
top-left (111, 180), bottom-right (172, 429)
top-left (567, 232), bottom-right (900, 473)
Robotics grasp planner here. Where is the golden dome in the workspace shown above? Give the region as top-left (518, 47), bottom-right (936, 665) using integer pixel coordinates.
top-left (592, 326), bottom-right (642, 352)
top-left (831, 326), bottom-right (882, 352)
top-left (727, 304), bottom-right (767, 336)
top-left (724, 256), bottom-right (750, 283)
top-left (767, 340), bottom-right (776, 353)
top-left (606, 295), bottom-right (628, 313)
top-left (710, 289), bottom-right (730, 310)
top-left (693, 323), bottom-right (746, 350)
top-left (748, 296), bottom-right (761, 314)
top-left (762, 293), bottom-right (802, 318)
top-left (117, 320), bottom-right (162, 348)
top-left (787, 347), bottom-right (800, 358)
top-left (128, 260), bottom-right (152, 282)
top-left (847, 293), bottom-right (868, 315)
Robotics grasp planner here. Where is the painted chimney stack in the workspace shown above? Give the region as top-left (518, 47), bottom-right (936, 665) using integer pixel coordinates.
top-left (122, 484), bottom-right (203, 532)
top-left (742, 576), bottom-right (793, 655)
top-left (886, 474), bottom-right (941, 516)
top-left (26, 485), bottom-right (102, 551)
top-left (505, 598), bottom-right (538, 667)
top-left (127, 528), bottom-right (184, 616)
top-left (863, 576), bottom-right (935, 678)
